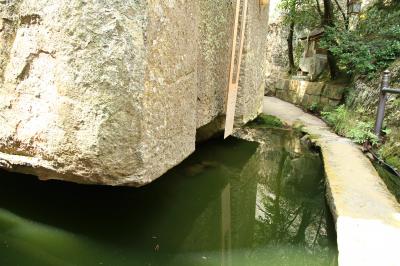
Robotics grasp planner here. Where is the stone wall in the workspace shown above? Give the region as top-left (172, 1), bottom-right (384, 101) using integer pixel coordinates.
top-left (270, 78), bottom-right (345, 109)
top-left (0, 0), bottom-right (269, 186)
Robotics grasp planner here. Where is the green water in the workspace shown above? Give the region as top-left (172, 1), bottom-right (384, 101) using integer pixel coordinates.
top-left (374, 163), bottom-right (400, 202)
top-left (0, 128), bottom-right (337, 266)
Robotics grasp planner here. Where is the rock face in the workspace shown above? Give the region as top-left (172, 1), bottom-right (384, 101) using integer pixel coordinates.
top-left (264, 0), bottom-right (289, 93)
top-left (236, 1), bottom-right (269, 123)
top-left (348, 59), bottom-right (400, 168)
top-left (0, 1), bottom-right (269, 186)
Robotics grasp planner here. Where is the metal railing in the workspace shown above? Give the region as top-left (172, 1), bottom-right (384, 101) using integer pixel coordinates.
top-left (374, 70), bottom-right (400, 138)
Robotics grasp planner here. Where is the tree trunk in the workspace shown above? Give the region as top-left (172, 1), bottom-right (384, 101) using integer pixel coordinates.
top-left (345, 0), bottom-right (350, 30)
top-left (287, 21), bottom-right (295, 74)
top-left (323, 0), bottom-right (338, 79)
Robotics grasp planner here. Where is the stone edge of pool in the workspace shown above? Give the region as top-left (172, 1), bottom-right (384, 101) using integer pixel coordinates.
top-left (263, 96), bottom-right (400, 266)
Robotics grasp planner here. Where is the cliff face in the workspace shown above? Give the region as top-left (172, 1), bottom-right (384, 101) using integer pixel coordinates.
top-left (0, 0), bottom-right (269, 186)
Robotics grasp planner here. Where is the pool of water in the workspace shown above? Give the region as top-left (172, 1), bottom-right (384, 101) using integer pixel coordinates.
top-left (374, 163), bottom-right (400, 202)
top-left (0, 127), bottom-right (337, 266)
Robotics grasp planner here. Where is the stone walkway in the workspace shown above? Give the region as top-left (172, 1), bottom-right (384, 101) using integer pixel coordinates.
top-left (263, 96), bottom-right (400, 266)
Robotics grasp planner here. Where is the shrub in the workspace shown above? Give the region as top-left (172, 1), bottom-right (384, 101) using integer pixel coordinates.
top-left (320, 1), bottom-right (400, 78)
top-left (321, 105), bottom-right (378, 144)
top-left (347, 121), bottom-right (379, 145)
top-left (307, 102), bottom-right (321, 114)
top-left (321, 105), bottom-right (349, 135)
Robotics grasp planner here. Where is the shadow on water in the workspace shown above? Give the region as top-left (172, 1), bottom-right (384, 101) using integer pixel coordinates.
top-left (0, 129), bottom-right (337, 266)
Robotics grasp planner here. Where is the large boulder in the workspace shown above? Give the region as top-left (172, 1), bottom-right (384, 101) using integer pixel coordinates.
top-left (263, 0), bottom-right (290, 96)
top-left (0, 0), bottom-right (269, 186)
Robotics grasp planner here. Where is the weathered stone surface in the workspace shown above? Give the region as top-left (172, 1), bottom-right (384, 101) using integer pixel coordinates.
top-left (276, 79), bottom-right (325, 107)
top-left (288, 79), bottom-right (298, 92)
top-left (275, 89), bottom-right (288, 101)
top-left (328, 99), bottom-right (340, 107)
top-left (275, 78), bottom-right (289, 91)
top-left (273, 76), bottom-right (346, 111)
top-left (1, 0), bottom-right (150, 186)
top-left (299, 54), bottom-right (328, 81)
top-left (301, 94), bottom-right (321, 107)
top-left (288, 79), bottom-right (324, 95)
top-left (236, 1), bottom-right (269, 123)
top-left (322, 83), bottom-right (345, 100)
top-left (287, 90), bottom-right (298, 104)
top-left (320, 96), bottom-right (329, 106)
top-left (0, 1), bottom-right (269, 186)
top-left (304, 81), bottom-right (325, 96)
top-left (264, 0), bottom-right (288, 95)
top-left (196, 0), bottom-right (233, 128)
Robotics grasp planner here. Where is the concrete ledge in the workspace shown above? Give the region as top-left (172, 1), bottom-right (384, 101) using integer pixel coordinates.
top-left (263, 96), bottom-right (400, 266)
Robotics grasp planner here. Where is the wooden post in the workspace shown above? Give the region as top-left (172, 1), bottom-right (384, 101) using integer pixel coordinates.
top-left (224, 0), bottom-right (249, 139)
top-left (260, 0), bottom-right (269, 7)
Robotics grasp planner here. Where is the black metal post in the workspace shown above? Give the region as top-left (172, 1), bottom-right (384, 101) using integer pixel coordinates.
top-left (374, 70), bottom-right (400, 139)
top-left (374, 70), bottom-right (390, 138)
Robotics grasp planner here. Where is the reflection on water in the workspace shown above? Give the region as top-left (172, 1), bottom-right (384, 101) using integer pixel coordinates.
top-left (0, 128), bottom-right (337, 266)
top-left (374, 163), bottom-right (400, 202)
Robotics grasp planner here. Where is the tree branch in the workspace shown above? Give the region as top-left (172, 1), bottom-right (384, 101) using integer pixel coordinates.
top-left (333, 0), bottom-right (347, 22)
top-left (314, 0), bottom-right (323, 17)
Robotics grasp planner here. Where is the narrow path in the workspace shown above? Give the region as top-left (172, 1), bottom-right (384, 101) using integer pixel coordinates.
top-left (263, 96), bottom-right (400, 266)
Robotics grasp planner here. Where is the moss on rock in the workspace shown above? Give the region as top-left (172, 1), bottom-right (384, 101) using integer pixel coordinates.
top-left (248, 114), bottom-right (284, 128)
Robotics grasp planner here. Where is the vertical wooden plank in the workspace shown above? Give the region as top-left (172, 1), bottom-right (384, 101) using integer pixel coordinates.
top-left (221, 184), bottom-right (232, 266)
top-left (224, 84), bottom-right (238, 138)
top-left (227, 0), bottom-right (242, 88)
top-left (224, 0), bottom-right (249, 139)
top-left (234, 0), bottom-right (249, 85)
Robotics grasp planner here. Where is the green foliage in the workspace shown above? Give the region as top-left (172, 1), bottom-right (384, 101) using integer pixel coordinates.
top-left (347, 121), bottom-right (379, 145)
top-left (321, 105), bottom-right (378, 144)
top-left (294, 41), bottom-right (305, 66)
top-left (307, 102), bottom-right (321, 114)
top-left (387, 157), bottom-right (400, 171)
top-left (279, 0), bottom-right (321, 29)
top-left (379, 128), bottom-right (400, 170)
top-left (382, 128), bottom-right (392, 135)
top-left (278, 0), bottom-right (321, 71)
top-left (321, 105), bottom-right (348, 135)
top-left (323, 105), bottom-right (399, 170)
top-left (320, 1), bottom-right (400, 77)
